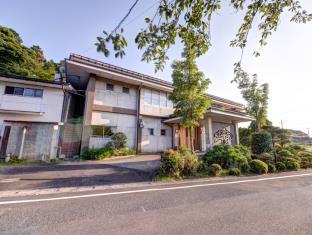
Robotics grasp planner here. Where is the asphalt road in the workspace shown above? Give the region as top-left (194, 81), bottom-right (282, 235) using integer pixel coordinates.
top-left (1, 172), bottom-right (312, 235)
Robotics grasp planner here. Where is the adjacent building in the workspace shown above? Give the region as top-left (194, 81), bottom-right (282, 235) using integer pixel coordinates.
top-left (65, 54), bottom-right (254, 155)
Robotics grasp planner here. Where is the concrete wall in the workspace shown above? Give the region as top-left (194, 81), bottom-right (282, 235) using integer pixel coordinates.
top-left (6, 122), bottom-right (59, 160)
top-left (141, 117), bottom-right (172, 152)
top-left (91, 111), bottom-right (136, 148)
top-left (94, 79), bottom-right (137, 110)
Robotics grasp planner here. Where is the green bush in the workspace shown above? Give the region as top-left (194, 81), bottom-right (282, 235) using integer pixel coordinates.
top-left (240, 163), bottom-right (250, 173)
top-left (210, 164), bottom-right (222, 176)
top-left (182, 153), bottom-right (198, 176)
top-left (274, 143), bottom-right (282, 153)
top-left (256, 152), bottom-right (274, 164)
top-left (111, 132), bottom-right (127, 148)
top-left (251, 132), bottom-right (273, 154)
top-left (239, 127), bottom-right (252, 148)
top-left (297, 151), bottom-right (312, 169)
top-left (112, 147), bottom-right (135, 156)
top-left (249, 159), bottom-right (268, 174)
top-left (235, 144), bottom-right (251, 161)
top-left (203, 144), bottom-right (248, 169)
top-left (279, 149), bottom-right (294, 158)
top-left (159, 149), bottom-right (184, 178)
top-left (228, 168), bottom-right (241, 176)
top-left (283, 157), bottom-right (300, 171)
top-left (268, 163), bottom-right (276, 173)
top-left (275, 162), bottom-right (286, 171)
top-left (197, 160), bottom-right (210, 174)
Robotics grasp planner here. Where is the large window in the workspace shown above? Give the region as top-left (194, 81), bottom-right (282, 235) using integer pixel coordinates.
top-left (152, 90), bottom-right (160, 106)
top-left (167, 94), bottom-right (174, 108)
top-left (160, 92), bottom-right (167, 107)
top-left (4, 86), bottom-right (43, 98)
top-left (144, 89), bottom-right (152, 105)
top-left (91, 126), bottom-right (116, 137)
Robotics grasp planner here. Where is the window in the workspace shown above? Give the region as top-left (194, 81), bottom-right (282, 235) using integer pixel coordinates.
top-left (160, 92), bottom-right (167, 107)
top-left (152, 90), bottom-right (160, 106)
top-left (4, 86), bottom-right (43, 98)
top-left (148, 128), bottom-right (154, 136)
top-left (122, 87), bottom-right (130, 94)
top-left (106, 83), bottom-right (114, 91)
top-left (161, 129), bottom-right (166, 136)
top-left (144, 89), bottom-right (152, 104)
top-left (91, 126), bottom-right (116, 137)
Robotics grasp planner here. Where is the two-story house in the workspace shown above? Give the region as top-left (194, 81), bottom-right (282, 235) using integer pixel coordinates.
top-left (0, 75), bottom-right (69, 160)
top-left (65, 54), bottom-right (254, 154)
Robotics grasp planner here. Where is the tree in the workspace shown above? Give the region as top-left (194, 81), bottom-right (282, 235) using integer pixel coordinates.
top-left (0, 25), bottom-right (59, 80)
top-left (96, 0), bottom-right (312, 73)
top-left (169, 43), bottom-right (211, 151)
top-left (263, 124), bottom-right (291, 147)
top-left (239, 127), bottom-right (252, 148)
top-left (233, 69), bottom-right (269, 132)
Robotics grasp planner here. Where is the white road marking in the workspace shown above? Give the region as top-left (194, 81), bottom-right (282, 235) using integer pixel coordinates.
top-left (1, 172), bottom-right (312, 205)
top-left (0, 178), bottom-right (20, 183)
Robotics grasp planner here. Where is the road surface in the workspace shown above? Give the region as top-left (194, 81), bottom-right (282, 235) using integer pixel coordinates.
top-left (1, 172), bottom-right (312, 234)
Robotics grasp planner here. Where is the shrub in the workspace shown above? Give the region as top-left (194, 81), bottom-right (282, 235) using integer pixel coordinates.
top-left (235, 144), bottom-right (251, 161)
top-left (197, 160), bottom-right (210, 174)
top-left (112, 147), bottom-right (135, 156)
top-left (209, 164), bottom-right (222, 176)
top-left (274, 143), bottom-right (282, 154)
top-left (256, 152), bottom-right (274, 164)
top-left (182, 153), bottom-right (198, 176)
top-left (249, 159), bottom-right (268, 174)
top-left (159, 149), bottom-right (183, 178)
top-left (297, 151), bottom-right (312, 169)
top-left (228, 168), bottom-right (241, 176)
top-left (239, 127), bottom-right (252, 148)
top-left (275, 162), bottom-right (286, 171)
top-left (240, 163), bottom-right (250, 174)
top-left (251, 132), bottom-right (273, 154)
top-left (268, 163), bottom-right (276, 173)
top-left (279, 149), bottom-right (294, 158)
top-left (283, 157), bottom-right (300, 171)
top-left (111, 132), bottom-right (127, 148)
top-left (203, 144), bottom-right (248, 169)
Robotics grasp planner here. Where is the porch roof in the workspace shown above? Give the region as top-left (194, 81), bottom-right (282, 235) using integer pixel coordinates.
top-left (163, 108), bottom-right (255, 124)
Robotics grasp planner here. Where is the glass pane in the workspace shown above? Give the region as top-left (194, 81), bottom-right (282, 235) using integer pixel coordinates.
top-left (167, 94), bottom-right (173, 108)
top-left (4, 86), bottom-right (14, 95)
top-left (161, 129), bottom-right (166, 136)
top-left (144, 89), bottom-right (152, 104)
top-left (160, 92), bottom-right (167, 107)
top-left (122, 87), bottom-right (129, 94)
top-left (14, 87), bottom-right (24, 96)
top-left (106, 84), bottom-right (114, 91)
top-left (91, 126), bottom-right (104, 137)
top-left (24, 88), bottom-right (35, 97)
top-left (152, 90), bottom-right (160, 106)
top-left (34, 89), bottom-right (43, 97)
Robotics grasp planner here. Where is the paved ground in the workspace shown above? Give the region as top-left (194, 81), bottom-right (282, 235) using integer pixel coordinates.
top-left (1, 171), bottom-right (312, 234)
top-left (0, 155), bottom-right (160, 196)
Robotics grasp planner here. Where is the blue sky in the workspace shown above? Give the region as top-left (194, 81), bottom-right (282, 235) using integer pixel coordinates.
top-left (1, 0), bottom-right (312, 134)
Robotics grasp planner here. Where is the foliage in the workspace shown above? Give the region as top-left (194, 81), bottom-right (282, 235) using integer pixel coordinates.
top-left (182, 152), bottom-right (198, 176)
top-left (268, 163), bottom-right (276, 173)
top-left (251, 132), bottom-right (273, 154)
top-left (234, 74), bottom-right (269, 132)
top-left (169, 45), bottom-right (211, 151)
top-left (262, 124), bottom-right (291, 147)
top-left (240, 163), bottom-right (251, 174)
top-left (209, 164), bottom-right (222, 177)
top-left (159, 149), bottom-right (184, 178)
top-left (96, 0), bottom-right (312, 72)
top-left (283, 157), bottom-right (300, 171)
top-left (228, 168), bottom-right (241, 176)
top-left (249, 159), bottom-right (268, 174)
top-left (275, 162), bottom-right (287, 171)
top-left (256, 152), bottom-right (274, 164)
top-left (279, 149), bottom-right (294, 158)
top-left (297, 151), bottom-right (312, 169)
top-left (111, 132), bottom-right (127, 149)
top-left (0, 25), bottom-right (59, 79)
top-left (239, 127), bottom-right (252, 148)
top-left (203, 144), bottom-right (248, 169)
top-left (235, 144), bottom-right (251, 161)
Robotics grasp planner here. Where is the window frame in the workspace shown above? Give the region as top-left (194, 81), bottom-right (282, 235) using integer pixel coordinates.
top-left (122, 87), bottom-right (130, 94)
top-left (148, 128), bottom-right (154, 136)
top-left (106, 83), bottom-right (114, 91)
top-left (4, 86), bottom-right (43, 98)
top-left (160, 129), bottom-right (166, 136)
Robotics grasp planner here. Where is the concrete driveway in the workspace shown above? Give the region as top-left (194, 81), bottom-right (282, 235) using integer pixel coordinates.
top-left (0, 155), bottom-right (160, 196)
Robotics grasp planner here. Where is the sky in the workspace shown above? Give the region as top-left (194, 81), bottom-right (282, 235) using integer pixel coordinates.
top-left (1, 0), bottom-right (312, 134)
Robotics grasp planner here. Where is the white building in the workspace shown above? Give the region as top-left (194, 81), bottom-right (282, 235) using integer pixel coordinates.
top-left (0, 75), bottom-right (68, 160)
top-left (65, 54), bottom-right (254, 154)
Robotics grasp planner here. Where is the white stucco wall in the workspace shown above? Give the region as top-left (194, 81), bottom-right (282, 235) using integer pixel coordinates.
top-left (91, 111), bottom-right (136, 148)
top-left (94, 80), bottom-right (137, 110)
top-left (141, 116), bottom-right (172, 153)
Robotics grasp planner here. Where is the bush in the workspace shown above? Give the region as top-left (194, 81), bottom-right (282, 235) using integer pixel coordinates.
top-left (228, 168), bottom-right (241, 176)
top-left (283, 157), bottom-right (300, 171)
top-left (249, 159), bottom-right (268, 174)
top-left (197, 160), bottom-right (210, 174)
top-left (275, 162), bottom-right (286, 171)
top-left (210, 164), bottom-right (222, 176)
top-left (279, 149), bottom-right (294, 158)
top-left (268, 163), bottom-right (276, 173)
top-left (182, 153), bottom-right (198, 176)
top-left (240, 163), bottom-right (250, 174)
top-left (203, 144), bottom-right (248, 169)
top-left (297, 151), bottom-right (312, 169)
top-left (256, 152), bottom-right (274, 164)
top-left (111, 132), bottom-right (127, 148)
top-left (251, 132), bottom-right (273, 154)
top-left (239, 127), bottom-right (252, 148)
top-left (159, 149), bottom-right (184, 178)
top-left (235, 144), bottom-right (251, 161)
top-left (274, 143), bottom-right (282, 153)
top-left (112, 147), bottom-right (135, 156)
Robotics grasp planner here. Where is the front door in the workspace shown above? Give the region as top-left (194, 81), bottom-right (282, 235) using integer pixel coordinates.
top-left (0, 126), bottom-right (11, 157)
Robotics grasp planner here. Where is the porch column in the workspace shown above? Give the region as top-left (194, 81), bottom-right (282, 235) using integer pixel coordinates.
top-left (200, 124), bottom-right (206, 152)
top-left (207, 116), bottom-right (213, 149)
top-left (234, 121), bottom-right (239, 145)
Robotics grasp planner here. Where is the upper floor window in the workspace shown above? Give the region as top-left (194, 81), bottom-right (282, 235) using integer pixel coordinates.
top-left (167, 94), bottom-right (174, 108)
top-left (122, 87), bottom-right (130, 94)
top-left (106, 83), bottom-right (114, 91)
top-left (152, 90), bottom-right (160, 106)
top-left (144, 89), bottom-right (152, 105)
top-left (160, 92), bottom-right (167, 107)
top-left (4, 86), bottom-right (43, 98)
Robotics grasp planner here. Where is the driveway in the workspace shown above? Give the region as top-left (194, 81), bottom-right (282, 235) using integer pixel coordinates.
top-left (0, 155), bottom-right (160, 196)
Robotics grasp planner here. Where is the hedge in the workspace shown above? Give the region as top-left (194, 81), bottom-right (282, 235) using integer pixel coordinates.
top-left (251, 132), bottom-right (273, 154)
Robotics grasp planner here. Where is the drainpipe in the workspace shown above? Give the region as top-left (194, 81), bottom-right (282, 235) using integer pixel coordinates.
top-left (18, 126), bottom-right (27, 159)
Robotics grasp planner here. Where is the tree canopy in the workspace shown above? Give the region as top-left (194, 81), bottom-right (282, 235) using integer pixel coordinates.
top-left (0, 25), bottom-right (59, 80)
top-left (96, 0), bottom-right (312, 73)
top-left (169, 44), bottom-right (211, 151)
